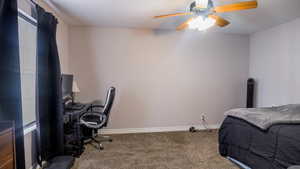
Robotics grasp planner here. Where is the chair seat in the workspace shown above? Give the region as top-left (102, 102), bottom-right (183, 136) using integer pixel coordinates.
top-left (80, 112), bottom-right (107, 129)
top-left (81, 114), bottom-right (101, 123)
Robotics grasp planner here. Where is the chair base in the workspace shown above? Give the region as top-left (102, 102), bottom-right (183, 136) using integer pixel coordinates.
top-left (87, 135), bottom-right (113, 151)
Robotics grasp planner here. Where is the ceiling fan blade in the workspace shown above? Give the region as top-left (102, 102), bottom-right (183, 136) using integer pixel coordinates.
top-left (208, 15), bottom-right (230, 27)
top-left (214, 1), bottom-right (257, 13)
top-left (176, 17), bottom-right (195, 31)
top-left (154, 12), bottom-right (192, 19)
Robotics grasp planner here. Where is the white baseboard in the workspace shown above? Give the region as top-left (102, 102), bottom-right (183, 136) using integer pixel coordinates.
top-left (100, 124), bottom-right (220, 135)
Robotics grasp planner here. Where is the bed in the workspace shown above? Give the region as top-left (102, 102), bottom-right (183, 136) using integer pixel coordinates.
top-left (219, 116), bottom-right (300, 169)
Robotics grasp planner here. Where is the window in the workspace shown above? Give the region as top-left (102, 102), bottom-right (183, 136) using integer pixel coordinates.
top-left (18, 10), bottom-right (37, 127)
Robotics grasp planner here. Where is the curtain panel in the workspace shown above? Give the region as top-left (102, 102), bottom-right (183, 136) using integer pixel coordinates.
top-left (0, 0), bottom-right (25, 168)
top-left (35, 5), bottom-right (64, 162)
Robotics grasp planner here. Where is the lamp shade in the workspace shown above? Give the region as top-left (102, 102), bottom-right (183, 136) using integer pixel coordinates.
top-left (72, 81), bottom-right (80, 93)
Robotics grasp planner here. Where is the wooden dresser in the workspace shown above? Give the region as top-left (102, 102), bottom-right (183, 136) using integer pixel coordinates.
top-left (0, 122), bottom-right (15, 169)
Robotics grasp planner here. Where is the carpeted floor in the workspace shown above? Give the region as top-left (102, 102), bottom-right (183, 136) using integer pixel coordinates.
top-left (73, 130), bottom-right (238, 169)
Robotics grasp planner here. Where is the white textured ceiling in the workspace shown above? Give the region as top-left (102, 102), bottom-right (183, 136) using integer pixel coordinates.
top-left (48, 0), bottom-right (300, 34)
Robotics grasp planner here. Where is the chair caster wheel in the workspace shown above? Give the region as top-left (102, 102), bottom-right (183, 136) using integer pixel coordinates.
top-left (189, 126), bottom-right (197, 132)
top-left (97, 143), bottom-right (104, 150)
top-left (99, 145), bottom-right (104, 150)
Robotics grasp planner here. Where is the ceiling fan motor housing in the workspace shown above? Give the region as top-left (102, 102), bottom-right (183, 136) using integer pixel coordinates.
top-left (190, 0), bottom-right (214, 17)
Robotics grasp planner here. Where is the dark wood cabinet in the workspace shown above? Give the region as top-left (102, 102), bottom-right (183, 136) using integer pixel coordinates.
top-left (0, 122), bottom-right (15, 169)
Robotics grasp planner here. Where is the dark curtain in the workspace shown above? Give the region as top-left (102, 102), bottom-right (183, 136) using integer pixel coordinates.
top-left (0, 0), bottom-right (25, 169)
top-left (35, 5), bottom-right (64, 162)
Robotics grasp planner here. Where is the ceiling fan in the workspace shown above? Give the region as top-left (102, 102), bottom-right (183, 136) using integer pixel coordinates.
top-left (153, 0), bottom-right (258, 31)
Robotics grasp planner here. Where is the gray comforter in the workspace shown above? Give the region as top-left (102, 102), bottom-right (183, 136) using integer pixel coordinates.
top-left (225, 104), bottom-right (300, 130)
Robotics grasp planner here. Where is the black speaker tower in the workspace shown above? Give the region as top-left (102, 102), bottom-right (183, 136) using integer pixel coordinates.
top-left (247, 78), bottom-right (255, 108)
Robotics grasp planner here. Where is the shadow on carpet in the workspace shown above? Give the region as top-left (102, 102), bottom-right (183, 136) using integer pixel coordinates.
top-left (73, 130), bottom-right (238, 169)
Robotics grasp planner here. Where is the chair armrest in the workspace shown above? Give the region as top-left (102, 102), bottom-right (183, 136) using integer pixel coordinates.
top-left (91, 105), bottom-right (104, 108)
top-left (90, 105), bottom-right (105, 111)
top-left (86, 104), bottom-right (104, 112)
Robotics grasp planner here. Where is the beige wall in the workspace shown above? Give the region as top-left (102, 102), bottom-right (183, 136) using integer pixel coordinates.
top-left (69, 27), bottom-right (250, 129)
top-left (249, 17), bottom-right (300, 107)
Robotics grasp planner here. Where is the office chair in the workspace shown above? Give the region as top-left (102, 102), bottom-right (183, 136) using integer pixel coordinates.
top-left (80, 87), bottom-right (116, 150)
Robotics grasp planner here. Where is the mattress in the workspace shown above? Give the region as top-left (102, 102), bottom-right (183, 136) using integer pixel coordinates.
top-left (225, 104), bottom-right (300, 130)
top-left (219, 116), bottom-right (300, 169)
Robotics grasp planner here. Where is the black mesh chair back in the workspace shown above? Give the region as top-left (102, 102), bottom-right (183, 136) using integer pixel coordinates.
top-left (102, 87), bottom-right (116, 126)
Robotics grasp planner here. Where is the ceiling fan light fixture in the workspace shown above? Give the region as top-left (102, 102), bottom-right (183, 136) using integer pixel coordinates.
top-left (196, 0), bottom-right (209, 8)
top-left (188, 16), bottom-right (216, 31)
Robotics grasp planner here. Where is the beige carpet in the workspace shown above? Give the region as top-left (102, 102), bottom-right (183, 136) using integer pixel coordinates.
top-left (73, 130), bottom-right (238, 169)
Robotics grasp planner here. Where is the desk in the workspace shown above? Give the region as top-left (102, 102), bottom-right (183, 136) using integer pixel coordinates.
top-left (63, 104), bottom-right (90, 157)
top-left (63, 101), bottom-right (101, 156)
